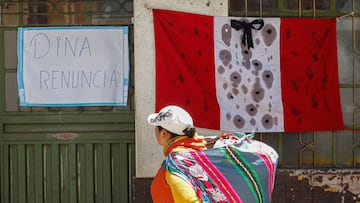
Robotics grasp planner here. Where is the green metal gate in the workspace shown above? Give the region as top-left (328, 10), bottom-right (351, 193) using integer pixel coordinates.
top-left (1, 114), bottom-right (135, 203)
top-left (0, 1), bottom-right (135, 202)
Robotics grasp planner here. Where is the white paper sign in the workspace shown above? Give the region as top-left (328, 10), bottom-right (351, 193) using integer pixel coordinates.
top-left (17, 26), bottom-right (130, 106)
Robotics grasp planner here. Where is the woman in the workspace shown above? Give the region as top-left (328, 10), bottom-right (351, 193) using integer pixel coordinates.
top-left (147, 105), bottom-right (206, 203)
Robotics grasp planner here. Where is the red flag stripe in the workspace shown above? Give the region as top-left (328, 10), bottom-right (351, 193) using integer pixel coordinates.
top-left (280, 18), bottom-right (344, 131)
top-left (153, 9), bottom-right (220, 130)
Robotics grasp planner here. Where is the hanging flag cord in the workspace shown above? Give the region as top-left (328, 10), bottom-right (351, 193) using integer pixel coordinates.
top-left (336, 11), bottom-right (355, 21)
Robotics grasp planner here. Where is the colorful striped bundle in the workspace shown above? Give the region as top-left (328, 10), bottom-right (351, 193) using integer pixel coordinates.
top-left (166, 133), bottom-right (279, 203)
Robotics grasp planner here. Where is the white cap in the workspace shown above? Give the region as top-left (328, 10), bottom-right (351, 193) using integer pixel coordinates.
top-left (147, 105), bottom-right (193, 135)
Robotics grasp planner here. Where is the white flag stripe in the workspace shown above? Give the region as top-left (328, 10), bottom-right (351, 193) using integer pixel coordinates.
top-left (214, 17), bottom-right (284, 132)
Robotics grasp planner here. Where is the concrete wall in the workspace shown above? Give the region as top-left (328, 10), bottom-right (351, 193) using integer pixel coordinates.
top-left (133, 0), bottom-right (227, 178)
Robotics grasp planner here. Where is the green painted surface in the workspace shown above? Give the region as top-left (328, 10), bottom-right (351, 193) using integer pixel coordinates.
top-left (0, 1), bottom-right (136, 202)
top-left (2, 128), bottom-right (135, 203)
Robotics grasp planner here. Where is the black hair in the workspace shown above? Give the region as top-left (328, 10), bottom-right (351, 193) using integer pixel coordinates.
top-left (182, 126), bottom-right (196, 138)
top-left (157, 126), bottom-right (196, 138)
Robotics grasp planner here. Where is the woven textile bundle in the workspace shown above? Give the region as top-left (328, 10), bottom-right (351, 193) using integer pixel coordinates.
top-left (166, 133), bottom-right (279, 203)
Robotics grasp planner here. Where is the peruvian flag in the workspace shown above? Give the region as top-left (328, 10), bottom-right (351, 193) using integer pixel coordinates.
top-left (153, 9), bottom-right (344, 132)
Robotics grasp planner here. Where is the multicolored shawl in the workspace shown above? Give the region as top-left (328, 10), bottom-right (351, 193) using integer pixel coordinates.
top-left (165, 133), bottom-right (278, 203)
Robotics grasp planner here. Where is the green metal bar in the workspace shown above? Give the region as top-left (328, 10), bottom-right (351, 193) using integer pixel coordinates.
top-left (27, 145), bottom-right (36, 203)
top-left (259, 0), bottom-right (262, 17)
top-left (3, 132), bottom-right (134, 143)
top-left (60, 145), bottom-right (70, 203)
top-left (340, 84), bottom-right (360, 88)
top-left (111, 143), bottom-right (121, 202)
top-left (34, 144), bottom-right (44, 203)
top-left (19, 1), bottom-right (24, 28)
top-left (313, 0), bottom-right (316, 17)
top-left (3, 145), bottom-right (9, 203)
top-left (102, 143), bottom-right (112, 203)
top-left (95, 144), bottom-right (103, 202)
top-left (330, 0), bottom-right (336, 14)
top-left (77, 144), bottom-right (86, 203)
top-left (10, 146), bottom-right (19, 203)
top-left (85, 144), bottom-right (94, 202)
top-left (353, 34), bottom-right (359, 90)
top-left (69, 144), bottom-right (77, 203)
top-left (2, 112), bottom-right (135, 123)
top-left (4, 123), bottom-right (134, 133)
top-left (51, 144), bottom-right (60, 203)
top-left (43, 144), bottom-right (52, 203)
top-left (17, 144), bottom-right (26, 203)
top-left (0, 23), bottom-right (6, 203)
top-left (128, 143), bottom-right (135, 202)
top-left (87, 1), bottom-right (93, 25)
top-left (113, 143), bottom-right (129, 202)
top-left (0, 30), bottom-right (5, 114)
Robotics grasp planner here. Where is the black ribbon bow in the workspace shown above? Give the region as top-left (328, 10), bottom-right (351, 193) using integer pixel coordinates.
top-left (230, 19), bottom-right (264, 49)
